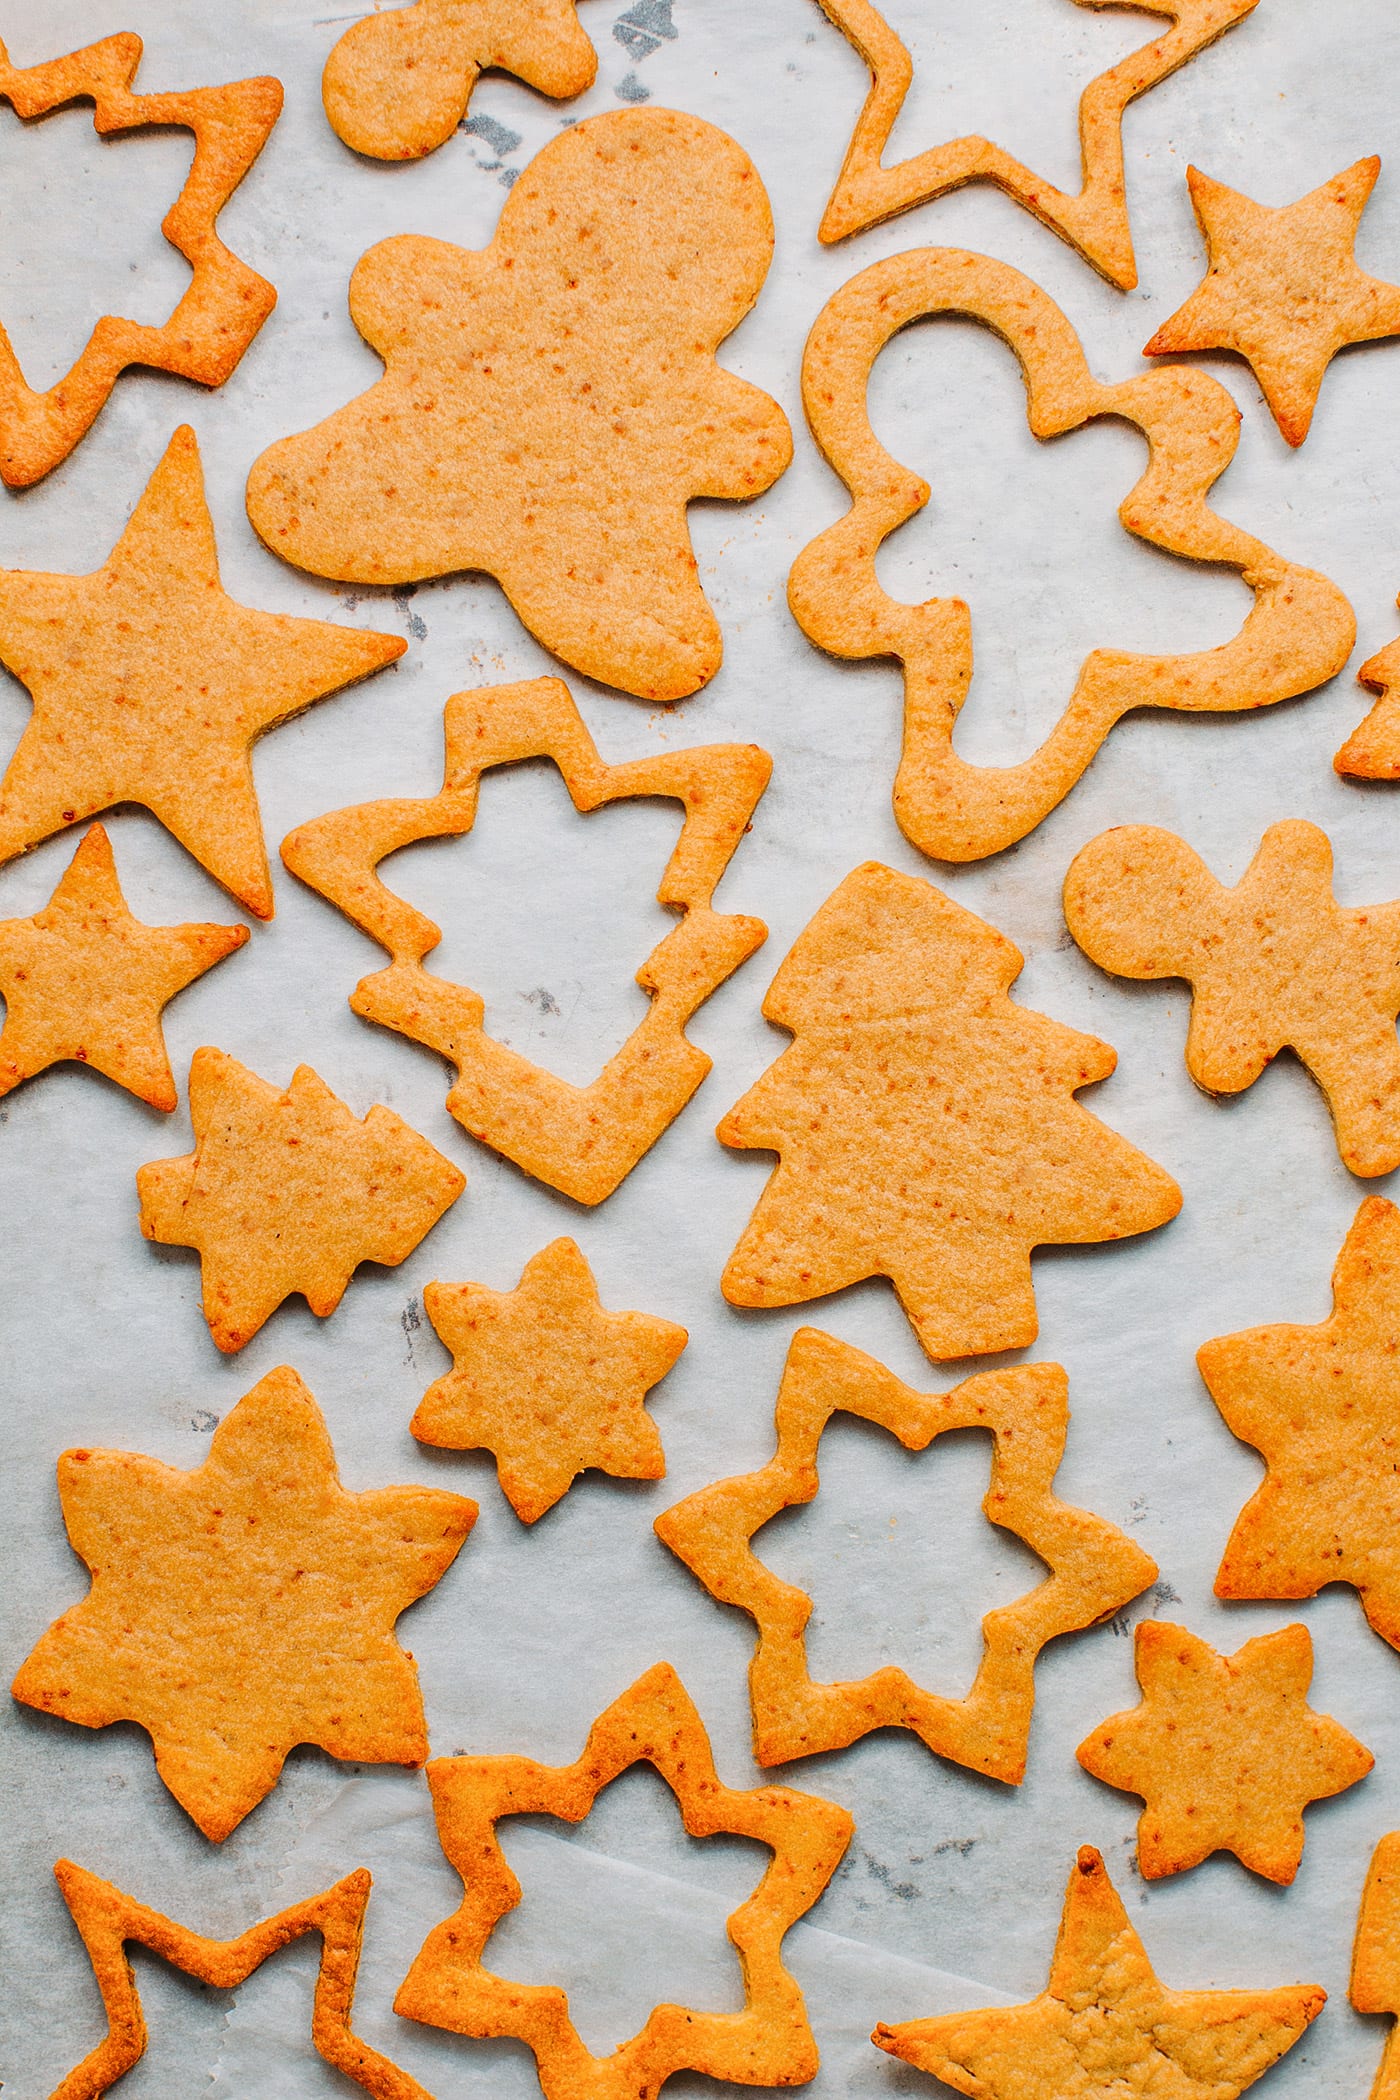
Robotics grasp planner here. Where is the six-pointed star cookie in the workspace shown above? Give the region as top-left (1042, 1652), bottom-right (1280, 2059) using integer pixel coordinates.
top-left (1145, 157), bottom-right (1400, 444)
top-left (12, 1365), bottom-right (476, 1840)
top-left (0, 425), bottom-right (404, 919)
top-left (414, 1237), bottom-right (687, 1522)
top-left (137, 1047), bottom-right (465, 1351)
top-left (0, 824), bottom-right (246, 1109)
top-left (874, 1846), bottom-right (1324, 2098)
top-left (1077, 1620), bottom-right (1373, 1883)
top-left (1204, 1196), bottom-right (1400, 1650)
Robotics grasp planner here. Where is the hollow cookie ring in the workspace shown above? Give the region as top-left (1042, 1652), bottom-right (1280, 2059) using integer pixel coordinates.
top-left (788, 248), bottom-right (1355, 863)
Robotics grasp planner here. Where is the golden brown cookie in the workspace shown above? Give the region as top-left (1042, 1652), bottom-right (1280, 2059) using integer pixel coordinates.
top-left (323, 0), bottom-right (596, 161)
top-left (0, 35), bottom-right (281, 486)
top-left (12, 1366), bottom-right (475, 1841)
top-left (0, 427), bottom-right (404, 919)
top-left (1204, 1196), bottom-right (1400, 1652)
top-left (788, 249), bottom-right (1354, 861)
top-left (1337, 599), bottom-right (1400, 778)
top-left (282, 676), bottom-right (769, 1205)
top-left (246, 109), bottom-right (791, 702)
top-left (1077, 1620), bottom-right (1372, 1883)
top-left (414, 1237), bottom-right (687, 1521)
top-left (0, 824), bottom-right (246, 1109)
top-left (873, 1846), bottom-right (1324, 2098)
top-left (137, 1047), bottom-right (465, 1351)
top-left (657, 1327), bottom-right (1156, 1777)
top-left (393, 1661), bottom-right (854, 2099)
top-left (718, 862), bottom-right (1181, 1361)
top-left (1065, 820), bottom-right (1400, 1176)
top-left (813, 0), bottom-right (1255, 284)
top-left (1351, 1833), bottom-right (1400, 2100)
top-left (1145, 159), bottom-right (1400, 445)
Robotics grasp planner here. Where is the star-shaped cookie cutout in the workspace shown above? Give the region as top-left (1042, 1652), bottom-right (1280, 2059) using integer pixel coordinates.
top-left (414, 1237), bottom-right (687, 1522)
top-left (12, 1365), bottom-right (476, 1840)
top-left (1077, 1620), bottom-right (1372, 1883)
top-left (0, 426), bottom-right (404, 919)
top-left (0, 824), bottom-right (246, 1109)
top-left (394, 1662), bottom-right (854, 2100)
top-left (874, 1846), bottom-right (1324, 2097)
top-left (1203, 1196), bottom-right (1400, 1651)
top-left (1145, 158), bottom-right (1400, 444)
top-left (137, 1047), bottom-right (465, 1352)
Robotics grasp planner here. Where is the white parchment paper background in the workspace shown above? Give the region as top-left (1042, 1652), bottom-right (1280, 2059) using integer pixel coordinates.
top-left (5, 0), bottom-right (1400, 2092)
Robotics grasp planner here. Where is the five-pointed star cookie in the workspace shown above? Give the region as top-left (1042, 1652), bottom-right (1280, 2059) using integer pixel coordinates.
top-left (873, 1846), bottom-right (1324, 2098)
top-left (0, 425), bottom-right (404, 919)
top-left (1145, 157), bottom-right (1400, 444)
top-left (12, 1365), bottom-right (476, 1840)
top-left (137, 1047), bottom-right (465, 1352)
top-left (413, 1237), bottom-right (687, 1522)
top-left (1203, 1196), bottom-right (1400, 1651)
top-left (1077, 1620), bottom-right (1373, 1883)
top-left (0, 824), bottom-right (246, 1109)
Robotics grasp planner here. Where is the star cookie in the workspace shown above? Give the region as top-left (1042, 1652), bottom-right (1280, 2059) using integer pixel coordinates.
top-left (414, 1238), bottom-right (687, 1522)
top-left (1065, 820), bottom-right (1400, 1176)
top-left (12, 1366), bottom-right (476, 1840)
top-left (656, 1327), bottom-right (1156, 1777)
top-left (1145, 158), bottom-right (1400, 445)
top-left (323, 0), bottom-right (596, 162)
top-left (0, 824), bottom-right (246, 1109)
top-left (873, 1845), bottom-right (1324, 2097)
top-left (1203, 1196), bottom-right (1400, 1651)
top-left (137, 1047), bottom-right (465, 1352)
top-left (0, 426), bottom-right (404, 919)
top-left (0, 34), bottom-right (281, 485)
top-left (393, 1661), bottom-right (854, 2099)
top-left (1077, 1620), bottom-right (1372, 1883)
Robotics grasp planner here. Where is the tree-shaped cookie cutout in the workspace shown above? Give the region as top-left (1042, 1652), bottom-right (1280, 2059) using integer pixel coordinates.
top-left (414, 1238), bottom-right (687, 1521)
top-left (323, 0), bottom-right (596, 162)
top-left (1077, 1621), bottom-right (1372, 1883)
top-left (1203, 1196), bottom-right (1400, 1654)
top-left (138, 1048), bottom-right (465, 1351)
top-left (12, 1366), bottom-right (476, 1841)
top-left (1065, 820), bottom-right (1400, 1176)
top-left (247, 110), bottom-right (791, 703)
top-left (393, 1662), bottom-right (854, 2099)
top-left (0, 825), bottom-right (246, 1109)
top-left (1337, 594), bottom-right (1400, 779)
top-left (1351, 1833), bottom-right (1400, 2100)
top-left (873, 1846), bottom-right (1323, 2099)
top-left (719, 862), bottom-right (1180, 1361)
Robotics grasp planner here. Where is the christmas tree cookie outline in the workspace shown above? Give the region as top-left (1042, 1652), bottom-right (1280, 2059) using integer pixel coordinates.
top-left (393, 1661), bottom-right (854, 2100)
top-left (1338, 592), bottom-right (1400, 778)
top-left (788, 249), bottom-right (1355, 862)
top-left (282, 676), bottom-right (770, 1206)
top-left (1351, 1832), bottom-right (1400, 2100)
top-left (655, 1327), bottom-right (1157, 1778)
top-left (718, 862), bottom-right (1180, 1362)
top-left (0, 34), bottom-right (281, 487)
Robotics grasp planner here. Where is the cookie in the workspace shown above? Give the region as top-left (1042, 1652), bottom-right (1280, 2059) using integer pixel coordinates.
top-left (1351, 1833), bottom-right (1400, 2097)
top-left (414, 1238), bottom-right (687, 1522)
top-left (323, 0), bottom-right (596, 161)
top-left (1145, 159), bottom-right (1400, 445)
top-left (0, 427), bottom-right (404, 920)
top-left (0, 825), bottom-right (246, 1110)
top-left (0, 35), bottom-right (281, 486)
top-left (787, 249), bottom-right (1354, 861)
top-left (1076, 1620), bottom-right (1372, 1883)
top-left (873, 1846), bottom-right (1324, 2098)
top-left (812, 0), bottom-right (1255, 284)
top-left (246, 109), bottom-right (791, 702)
top-left (1203, 1196), bottom-right (1400, 1652)
top-left (282, 676), bottom-right (769, 1205)
top-left (1336, 599), bottom-right (1400, 778)
top-left (1064, 820), bottom-right (1400, 1175)
top-left (393, 1661), bottom-right (854, 2099)
top-left (137, 1047), bottom-right (465, 1352)
top-left (656, 1327), bottom-right (1155, 1777)
top-left (12, 1366), bottom-right (476, 1841)
top-left (718, 862), bottom-right (1181, 1361)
